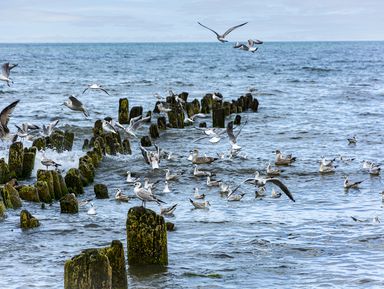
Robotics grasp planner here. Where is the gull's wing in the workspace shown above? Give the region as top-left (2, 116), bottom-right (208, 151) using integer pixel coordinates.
top-left (26, 123), bottom-right (40, 130)
top-left (197, 22), bottom-right (220, 37)
top-left (82, 87), bottom-right (89, 94)
top-left (234, 118), bottom-right (248, 138)
top-left (9, 63), bottom-right (18, 70)
top-left (114, 121), bottom-right (126, 131)
top-left (100, 88), bottom-right (110, 95)
top-left (131, 115), bottom-right (151, 131)
top-left (49, 119), bottom-right (60, 129)
top-left (223, 22), bottom-right (248, 37)
top-left (266, 178), bottom-right (295, 202)
top-left (1, 63), bottom-right (10, 78)
top-left (140, 145), bottom-right (150, 164)
top-left (69, 95), bottom-right (83, 107)
top-left (191, 113), bottom-right (207, 120)
top-left (0, 100), bottom-right (19, 128)
top-left (226, 121), bottom-right (237, 144)
top-left (249, 39), bottom-right (263, 45)
top-left (233, 42), bottom-right (242, 48)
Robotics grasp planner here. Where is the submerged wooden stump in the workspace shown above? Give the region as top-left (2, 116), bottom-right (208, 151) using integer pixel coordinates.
top-left (50, 130), bottom-right (65, 152)
top-left (2, 181), bottom-right (22, 209)
top-left (35, 181), bottom-right (52, 203)
top-left (37, 170), bottom-right (55, 200)
top-left (118, 98), bottom-right (129, 124)
top-left (157, 117), bottom-right (167, 130)
top-left (129, 106), bottom-right (143, 122)
top-left (149, 124), bottom-right (160, 139)
top-left (18, 185), bottom-right (40, 202)
top-left (126, 206), bottom-right (168, 266)
top-left (64, 240), bottom-right (127, 289)
top-left (63, 131), bottom-right (75, 151)
top-left (22, 147), bottom-right (36, 179)
top-left (94, 184), bottom-right (109, 199)
top-left (251, 98), bottom-right (259, 112)
top-left (8, 142), bottom-right (24, 178)
top-left (140, 136), bottom-right (152, 147)
top-left (20, 209), bottom-right (40, 229)
top-left (0, 198), bottom-right (6, 220)
top-left (32, 137), bottom-right (46, 151)
top-left (60, 193), bottom-right (79, 214)
top-left (212, 108), bottom-right (225, 128)
top-left (65, 168), bottom-right (84, 196)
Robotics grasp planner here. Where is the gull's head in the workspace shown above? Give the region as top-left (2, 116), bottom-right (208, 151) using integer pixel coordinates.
top-left (205, 201), bottom-right (211, 206)
top-left (134, 182), bottom-right (141, 188)
top-left (194, 187), bottom-right (198, 193)
top-left (274, 150), bottom-right (281, 154)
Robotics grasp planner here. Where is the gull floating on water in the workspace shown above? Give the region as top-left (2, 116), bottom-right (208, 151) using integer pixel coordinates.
top-left (266, 162), bottom-right (281, 176)
top-left (83, 83), bottom-right (110, 95)
top-left (194, 187), bottom-right (205, 199)
top-left (126, 171), bottom-right (139, 184)
top-left (160, 204), bottom-right (177, 216)
top-left (369, 164), bottom-right (381, 176)
top-left (193, 165), bottom-right (214, 177)
top-left (163, 181), bottom-right (171, 193)
top-left (140, 145), bottom-right (161, 170)
top-left (134, 182), bottom-right (165, 207)
top-left (0, 63), bottom-right (18, 86)
top-left (42, 119), bottom-right (59, 137)
top-left (343, 176), bottom-right (364, 190)
top-left (64, 95), bottom-right (89, 117)
top-left (197, 21), bottom-right (248, 43)
top-left (87, 202), bottom-right (97, 215)
top-left (227, 192), bottom-right (245, 201)
top-left (347, 135), bottom-right (357, 145)
top-left (191, 148), bottom-right (218, 164)
top-left (0, 100), bottom-right (19, 141)
top-left (274, 150), bottom-right (296, 166)
top-left (207, 175), bottom-right (221, 187)
top-left (190, 198), bottom-right (210, 209)
top-left (271, 188), bottom-right (282, 199)
top-left (115, 188), bottom-right (130, 202)
top-left (255, 186), bottom-right (266, 199)
top-left (319, 158), bottom-right (336, 174)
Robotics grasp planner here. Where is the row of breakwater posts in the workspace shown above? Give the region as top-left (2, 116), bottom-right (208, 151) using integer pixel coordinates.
top-left (0, 91), bottom-right (258, 289)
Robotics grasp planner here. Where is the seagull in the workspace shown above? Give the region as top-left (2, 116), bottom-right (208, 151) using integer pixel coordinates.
top-left (140, 145), bottom-right (161, 170)
top-left (15, 122), bottom-right (40, 140)
top-left (154, 93), bottom-right (164, 101)
top-left (343, 176), bottom-right (364, 190)
top-left (197, 21), bottom-right (248, 42)
top-left (83, 83), bottom-right (110, 95)
top-left (351, 216), bottom-right (380, 223)
top-left (78, 198), bottom-right (93, 207)
top-left (191, 149), bottom-right (218, 164)
top-left (165, 169), bottom-right (182, 181)
top-left (212, 92), bottom-right (223, 101)
top-left (0, 63), bottom-right (18, 86)
top-left (157, 103), bottom-right (172, 113)
top-left (207, 176), bottom-right (221, 187)
top-left (266, 162), bottom-right (281, 176)
top-left (115, 188), bottom-right (130, 202)
top-left (42, 119), bottom-right (59, 137)
top-left (160, 204), bottom-right (177, 216)
top-left (244, 171), bottom-right (295, 202)
top-left (190, 198), bottom-right (210, 209)
top-left (347, 135), bottom-right (357, 145)
top-left (163, 181), bottom-right (171, 193)
top-left (319, 159), bottom-right (336, 174)
top-left (181, 105), bottom-right (207, 124)
top-left (274, 150), bottom-right (296, 166)
top-left (226, 121), bottom-right (242, 150)
top-left (121, 115), bottom-right (151, 138)
top-left (271, 188), bottom-right (282, 199)
top-left (219, 182), bottom-right (230, 194)
top-left (0, 100), bottom-right (19, 141)
top-left (369, 164), bottom-right (381, 176)
top-left (87, 202), bottom-right (97, 215)
top-left (41, 154), bottom-right (61, 170)
top-left (362, 160), bottom-right (374, 171)
top-left (193, 165), bottom-right (214, 177)
top-left (227, 192), bottom-right (245, 201)
top-left (144, 178), bottom-right (160, 190)
top-left (126, 171), bottom-right (139, 184)
top-left (63, 95), bottom-right (89, 117)
top-left (234, 39), bottom-right (262, 53)
top-left (134, 182), bottom-right (165, 207)
top-left (194, 187), bottom-right (205, 199)
top-left (102, 119), bottom-right (118, 134)
top-left (255, 186), bottom-right (266, 199)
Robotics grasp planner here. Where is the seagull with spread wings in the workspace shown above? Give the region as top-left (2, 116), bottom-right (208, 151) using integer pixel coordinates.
top-left (0, 63), bottom-right (18, 87)
top-left (83, 83), bottom-right (110, 95)
top-left (0, 100), bottom-right (19, 141)
top-left (63, 95), bottom-right (89, 117)
top-left (197, 21), bottom-right (248, 42)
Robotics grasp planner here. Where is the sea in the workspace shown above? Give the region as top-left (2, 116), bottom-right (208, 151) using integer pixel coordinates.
top-left (0, 42), bottom-right (384, 288)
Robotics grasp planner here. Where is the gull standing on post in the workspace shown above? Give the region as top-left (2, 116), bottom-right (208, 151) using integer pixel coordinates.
top-left (197, 21), bottom-right (248, 42)
top-left (134, 182), bottom-right (165, 207)
top-left (63, 95), bottom-right (89, 117)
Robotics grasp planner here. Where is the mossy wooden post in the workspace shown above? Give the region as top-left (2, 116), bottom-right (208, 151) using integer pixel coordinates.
top-left (157, 116), bottom-right (167, 130)
top-left (82, 139), bottom-right (89, 151)
top-left (37, 170), bottom-right (55, 200)
top-left (149, 124), bottom-right (160, 138)
top-left (64, 249), bottom-right (112, 289)
top-left (63, 131), bottom-right (75, 151)
top-left (99, 240), bottom-right (128, 289)
top-left (18, 185), bottom-right (40, 202)
top-left (129, 106), bottom-right (143, 122)
top-left (20, 210), bottom-right (40, 229)
top-left (22, 147), bottom-right (36, 179)
top-left (191, 99), bottom-right (201, 114)
top-left (32, 137), bottom-right (46, 151)
top-left (58, 173), bottom-right (69, 195)
top-left (51, 170), bottom-right (64, 199)
top-left (0, 158), bottom-right (10, 184)
top-left (0, 198), bottom-right (6, 219)
top-left (212, 108), bottom-right (225, 128)
top-left (167, 111), bottom-right (184, 128)
top-left (223, 101), bottom-right (231, 117)
top-left (140, 136), bottom-right (152, 147)
top-left (179, 91), bottom-right (189, 102)
top-left (122, 138), bottom-right (131, 155)
top-left (60, 193), bottom-right (79, 214)
top-left (2, 181), bottom-right (22, 209)
top-left (251, 98), bottom-right (259, 112)
top-left (234, 114), bottom-right (241, 125)
top-left (230, 102), bottom-right (238, 114)
top-left (50, 130), bottom-right (65, 152)
top-left (93, 120), bottom-right (104, 138)
top-left (94, 184), bottom-right (109, 199)
top-left (200, 97), bottom-right (210, 114)
top-left (36, 181), bottom-right (52, 203)
top-left (65, 168), bottom-right (84, 196)
top-left (8, 142), bottom-right (24, 178)
top-left (104, 133), bottom-right (120, 156)
top-left (78, 161), bottom-right (94, 186)
top-left (118, 98), bottom-right (129, 124)
top-left (126, 206), bottom-right (168, 266)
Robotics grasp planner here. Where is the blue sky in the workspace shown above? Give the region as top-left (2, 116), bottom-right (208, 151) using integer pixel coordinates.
top-left (0, 0), bottom-right (383, 42)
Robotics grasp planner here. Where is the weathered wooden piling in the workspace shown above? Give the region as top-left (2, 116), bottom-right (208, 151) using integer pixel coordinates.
top-left (122, 138), bottom-right (132, 155)
top-left (37, 170), bottom-right (55, 200)
top-left (0, 158), bottom-right (10, 184)
top-left (20, 209), bottom-right (40, 229)
top-left (140, 136), bottom-right (152, 147)
top-left (36, 181), bottom-right (52, 203)
top-left (50, 130), bottom-right (65, 152)
top-left (179, 91), bottom-right (189, 102)
top-left (22, 147), bottom-right (36, 179)
top-left (251, 98), bottom-right (259, 112)
top-left (65, 168), bottom-right (84, 196)
top-left (104, 133), bottom-right (121, 156)
top-left (222, 101), bottom-right (231, 116)
top-left (191, 99), bottom-right (201, 115)
top-left (82, 139), bottom-right (89, 151)
top-left (126, 206), bottom-right (168, 266)
top-left (64, 240), bottom-right (127, 289)
top-left (32, 137), bottom-right (46, 151)
top-left (63, 131), bottom-right (75, 151)
top-left (157, 116), bottom-right (167, 130)
top-left (18, 185), bottom-right (40, 202)
top-left (78, 161), bottom-right (94, 186)
top-left (0, 197), bottom-right (6, 219)
top-left (199, 122), bottom-right (207, 128)
top-left (94, 184), bottom-right (109, 199)
top-left (149, 124), bottom-right (160, 138)
top-left (2, 181), bottom-right (22, 209)
top-left (129, 106), bottom-right (143, 122)
top-left (118, 98), bottom-right (129, 124)
top-left (234, 114), bottom-right (241, 125)
top-left (8, 142), bottom-right (24, 178)
top-left (93, 120), bottom-right (104, 138)
top-left (212, 108), bottom-right (225, 128)
top-left (60, 193), bottom-right (79, 214)
top-left (200, 97), bottom-right (211, 114)
top-left (167, 111), bottom-right (184, 128)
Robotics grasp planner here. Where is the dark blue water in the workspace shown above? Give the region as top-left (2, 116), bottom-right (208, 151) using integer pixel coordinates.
top-left (1, 42), bottom-right (384, 288)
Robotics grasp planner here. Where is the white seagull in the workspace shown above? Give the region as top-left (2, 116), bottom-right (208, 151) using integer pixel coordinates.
top-left (197, 21), bottom-right (248, 42)
top-left (83, 83), bottom-right (110, 95)
top-left (63, 95), bottom-right (89, 117)
top-left (0, 63), bottom-right (18, 86)
top-left (0, 100), bottom-right (19, 141)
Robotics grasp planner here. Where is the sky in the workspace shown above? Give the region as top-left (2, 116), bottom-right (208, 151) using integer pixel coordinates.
top-left (0, 0), bottom-right (383, 42)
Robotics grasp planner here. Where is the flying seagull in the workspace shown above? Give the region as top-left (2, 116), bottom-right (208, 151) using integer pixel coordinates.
top-left (197, 21), bottom-right (248, 42)
top-left (83, 83), bottom-right (110, 95)
top-left (0, 100), bottom-right (19, 140)
top-left (0, 63), bottom-right (18, 86)
top-left (63, 95), bottom-right (89, 117)
top-left (42, 119), bottom-right (59, 137)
